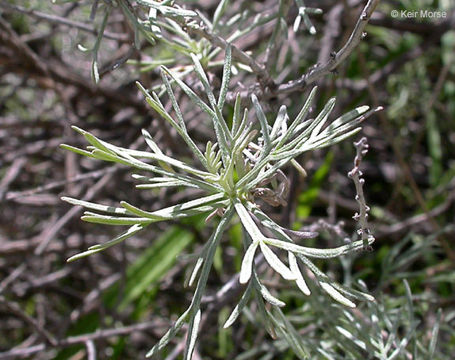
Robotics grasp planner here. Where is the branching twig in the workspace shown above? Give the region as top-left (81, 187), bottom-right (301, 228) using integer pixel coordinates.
top-left (184, 19), bottom-right (276, 89)
top-left (277, 0), bottom-right (380, 93)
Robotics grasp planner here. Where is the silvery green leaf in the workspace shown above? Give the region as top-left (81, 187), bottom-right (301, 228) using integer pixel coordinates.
top-left (239, 240), bottom-right (259, 284)
top-left (161, 65), bottom-right (214, 118)
top-left (190, 53), bottom-right (217, 109)
top-left (234, 200), bottom-right (266, 242)
top-left (162, 65), bottom-right (231, 158)
top-left (184, 309), bottom-right (201, 360)
top-left (290, 159), bottom-right (307, 178)
top-left (276, 86), bottom-right (317, 148)
top-left (264, 236), bottom-right (374, 259)
top-left (136, 82), bottom-right (181, 130)
top-left (136, 180), bottom-right (193, 189)
top-left (82, 144), bottom-right (220, 192)
top-left (91, 5), bottom-right (110, 84)
top-left (189, 54), bottom-right (232, 146)
top-left (159, 71), bottom-right (188, 131)
top-left (336, 326), bottom-right (367, 350)
top-left (259, 241), bottom-right (296, 281)
top-left (288, 252), bottom-right (311, 295)
top-left (281, 226), bottom-right (317, 240)
top-left (91, 59), bottom-right (100, 84)
top-left (233, 126), bottom-right (256, 152)
top-left (148, 208), bottom-right (233, 357)
top-left (217, 45), bottom-right (232, 111)
top-left (321, 105), bottom-right (369, 135)
top-left (141, 129), bottom-right (163, 154)
top-left (253, 272), bottom-right (286, 307)
top-left (270, 105), bottom-right (288, 140)
top-left (81, 212), bottom-right (152, 226)
top-left (121, 149), bottom-right (212, 179)
top-left (67, 224), bottom-right (144, 262)
top-left (119, 201), bottom-right (168, 220)
top-left (252, 286), bottom-right (277, 339)
top-left (224, 281), bottom-right (253, 328)
top-left (131, 175), bottom-right (177, 183)
top-left (309, 97), bottom-right (336, 138)
top-left (251, 94), bottom-right (271, 150)
top-left (141, 129), bottom-right (175, 172)
top-left (387, 322), bottom-right (418, 360)
top-left (270, 308), bottom-right (310, 359)
top-left (320, 282), bottom-right (356, 308)
top-left (213, 0), bottom-right (229, 29)
top-left (330, 282), bottom-right (375, 302)
top-left (231, 93), bottom-right (242, 135)
top-left (306, 127), bottom-right (362, 150)
top-left (429, 308), bottom-right (442, 358)
top-left (138, 201), bottom-right (229, 222)
top-left (136, 0), bottom-right (197, 18)
top-left (148, 8), bottom-right (162, 37)
top-left (188, 257), bottom-right (204, 287)
top-left (279, 96), bottom-right (335, 153)
top-left (146, 309), bottom-right (191, 358)
top-left (158, 5), bottom-right (196, 18)
top-left (71, 126), bottom-right (116, 155)
top-left (297, 254), bottom-right (359, 307)
top-left (61, 197), bottom-right (130, 215)
top-left (235, 155), bottom-right (270, 189)
top-left (59, 144), bottom-right (97, 159)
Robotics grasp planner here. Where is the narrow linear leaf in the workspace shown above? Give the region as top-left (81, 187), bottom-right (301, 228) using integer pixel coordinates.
top-left (217, 44), bottom-right (232, 111)
top-left (184, 309), bottom-right (201, 360)
top-left (224, 281), bottom-right (253, 328)
top-left (259, 241), bottom-right (296, 281)
top-left (309, 97), bottom-right (336, 138)
top-left (264, 236), bottom-right (374, 259)
top-left (81, 212), bottom-right (152, 226)
top-left (146, 309), bottom-right (191, 357)
top-left (60, 144), bottom-right (97, 158)
top-left (429, 308), bottom-right (442, 357)
top-left (320, 282), bottom-right (356, 308)
top-left (288, 252), bottom-right (311, 295)
top-left (234, 200), bottom-right (266, 242)
top-left (239, 241), bottom-right (259, 284)
top-left (67, 224), bottom-right (144, 262)
top-left (251, 94), bottom-right (271, 150)
top-left (270, 105), bottom-right (288, 140)
top-left (188, 257), bottom-right (204, 287)
top-left (61, 197), bottom-right (130, 215)
top-left (253, 273), bottom-right (286, 307)
top-left (276, 86), bottom-right (317, 148)
top-left (271, 308), bottom-right (310, 359)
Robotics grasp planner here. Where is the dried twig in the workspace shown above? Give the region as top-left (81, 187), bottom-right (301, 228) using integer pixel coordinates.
top-left (0, 321), bottom-right (162, 360)
top-left (0, 3), bottom-right (129, 42)
top-left (348, 137), bottom-right (374, 251)
top-left (0, 296), bottom-right (57, 346)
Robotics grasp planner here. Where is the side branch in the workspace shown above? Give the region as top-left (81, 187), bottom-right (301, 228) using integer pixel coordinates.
top-left (185, 20), bottom-right (276, 90)
top-left (277, 0), bottom-right (380, 93)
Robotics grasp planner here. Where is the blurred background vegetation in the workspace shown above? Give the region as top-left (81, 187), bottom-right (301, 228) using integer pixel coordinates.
top-left (0, 0), bottom-right (454, 359)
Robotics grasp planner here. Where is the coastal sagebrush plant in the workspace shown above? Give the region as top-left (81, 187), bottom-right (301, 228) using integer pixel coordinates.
top-left (62, 46), bottom-right (378, 359)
